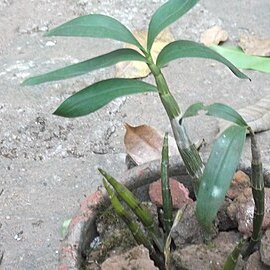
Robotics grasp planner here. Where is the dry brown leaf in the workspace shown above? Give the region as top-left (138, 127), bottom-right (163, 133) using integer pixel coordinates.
top-left (200, 25), bottom-right (228, 46)
top-left (115, 29), bottom-right (174, 78)
top-left (239, 34), bottom-right (270, 56)
top-left (124, 123), bottom-right (178, 165)
top-left (218, 95), bottom-right (270, 135)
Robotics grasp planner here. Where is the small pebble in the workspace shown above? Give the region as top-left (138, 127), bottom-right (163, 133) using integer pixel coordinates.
top-left (45, 41), bottom-right (56, 47)
top-left (14, 231), bottom-right (23, 241)
top-left (39, 26), bottom-right (48, 32)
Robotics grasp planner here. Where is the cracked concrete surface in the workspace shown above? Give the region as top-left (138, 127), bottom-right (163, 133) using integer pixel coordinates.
top-left (0, 0), bottom-right (269, 269)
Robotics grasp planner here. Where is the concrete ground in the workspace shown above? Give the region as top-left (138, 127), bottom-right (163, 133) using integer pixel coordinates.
top-left (0, 0), bottom-right (269, 269)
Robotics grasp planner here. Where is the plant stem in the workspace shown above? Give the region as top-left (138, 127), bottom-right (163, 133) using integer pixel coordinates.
top-left (222, 238), bottom-right (246, 270)
top-left (161, 133), bottom-right (173, 236)
top-left (170, 119), bottom-right (204, 196)
top-left (103, 179), bottom-right (155, 254)
top-left (99, 168), bottom-right (164, 252)
top-left (147, 55), bottom-right (180, 119)
top-left (146, 54), bottom-right (204, 196)
top-left (242, 128), bottom-right (265, 258)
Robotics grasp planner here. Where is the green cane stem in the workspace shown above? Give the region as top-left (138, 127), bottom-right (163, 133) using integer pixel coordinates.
top-left (222, 238), bottom-right (246, 270)
top-left (161, 133), bottom-right (173, 236)
top-left (146, 54), bottom-right (180, 119)
top-left (242, 128), bottom-right (265, 258)
top-left (146, 55), bottom-right (204, 197)
top-left (170, 118), bottom-right (204, 196)
top-left (99, 168), bottom-right (164, 252)
top-left (103, 178), bottom-right (156, 254)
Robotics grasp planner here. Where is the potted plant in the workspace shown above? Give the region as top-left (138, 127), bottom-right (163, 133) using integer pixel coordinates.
top-left (23, 0), bottom-right (269, 269)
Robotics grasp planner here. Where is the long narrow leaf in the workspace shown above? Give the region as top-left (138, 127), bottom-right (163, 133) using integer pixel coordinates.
top-left (196, 125), bottom-right (247, 231)
top-left (182, 102), bottom-right (248, 127)
top-left (46, 14), bottom-right (142, 49)
top-left (147, 0), bottom-right (199, 51)
top-left (210, 45), bottom-right (270, 73)
top-left (54, 79), bottom-right (157, 117)
top-left (22, 49), bottom-right (146, 86)
top-left (156, 40), bottom-right (249, 80)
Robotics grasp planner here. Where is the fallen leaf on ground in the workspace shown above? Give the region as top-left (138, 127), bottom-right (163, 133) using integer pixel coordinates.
top-left (61, 219), bottom-right (71, 238)
top-left (218, 95), bottom-right (270, 135)
top-left (124, 123), bottom-right (178, 165)
top-left (200, 25), bottom-right (228, 46)
top-left (239, 34), bottom-right (270, 57)
top-left (210, 45), bottom-right (270, 73)
top-left (115, 29), bottom-right (174, 78)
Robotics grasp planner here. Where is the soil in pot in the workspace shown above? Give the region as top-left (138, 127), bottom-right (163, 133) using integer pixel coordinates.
top-left (85, 201), bottom-right (160, 270)
top-left (80, 170), bottom-right (270, 270)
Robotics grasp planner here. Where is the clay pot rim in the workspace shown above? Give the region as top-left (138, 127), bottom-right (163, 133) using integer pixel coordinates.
top-left (58, 156), bottom-right (270, 270)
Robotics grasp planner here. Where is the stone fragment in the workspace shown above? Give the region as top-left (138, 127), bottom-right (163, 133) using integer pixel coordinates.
top-left (101, 245), bottom-right (158, 270)
top-left (171, 244), bottom-right (224, 270)
top-left (171, 203), bottom-right (205, 248)
top-left (244, 251), bottom-right (269, 270)
top-left (227, 170), bottom-right (250, 200)
top-left (171, 231), bottom-right (243, 270)
top-left (227, 187), bottom-right (270, 235)
top-left (217, 198), bottom-right (238, 231)
top-left (260, 229), bottom-right (270, 266)
top-left (149, 178), bottom-right (193, 209)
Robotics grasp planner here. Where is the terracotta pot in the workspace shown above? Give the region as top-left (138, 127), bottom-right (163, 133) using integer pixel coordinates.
top-left (58, 156), bottom-right (270, 270)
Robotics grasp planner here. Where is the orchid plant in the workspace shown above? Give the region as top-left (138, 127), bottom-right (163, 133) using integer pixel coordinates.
top-left (23, 0), bottom-right (264, 269)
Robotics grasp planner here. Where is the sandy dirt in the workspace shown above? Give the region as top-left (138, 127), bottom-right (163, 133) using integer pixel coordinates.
top-left (0, 0), bottom-right (269, 269)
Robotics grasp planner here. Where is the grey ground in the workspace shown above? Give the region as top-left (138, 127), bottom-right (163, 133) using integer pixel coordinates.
top-left (0, 0), bottom-right (269, 269)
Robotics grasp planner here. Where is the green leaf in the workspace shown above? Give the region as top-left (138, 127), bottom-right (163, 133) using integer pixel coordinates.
top-left (181, 102), bottom-right (204, 119)
top-left (22, 49), bottom-right (146, 86)
top-left (46, 14), bottom-right (142, 49)
top-left (210, 45), bottom-right (270, 73)
top-left (156, 40), bottom-right (249, 80)
top-left (196, 125), bottom-right (247, 231)
top-left (54, 79), bottom-right (157, 117)
top-left (182, 102), bottom-right (248, 127)
top-left (147, 0), bottom-right (199, 51)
